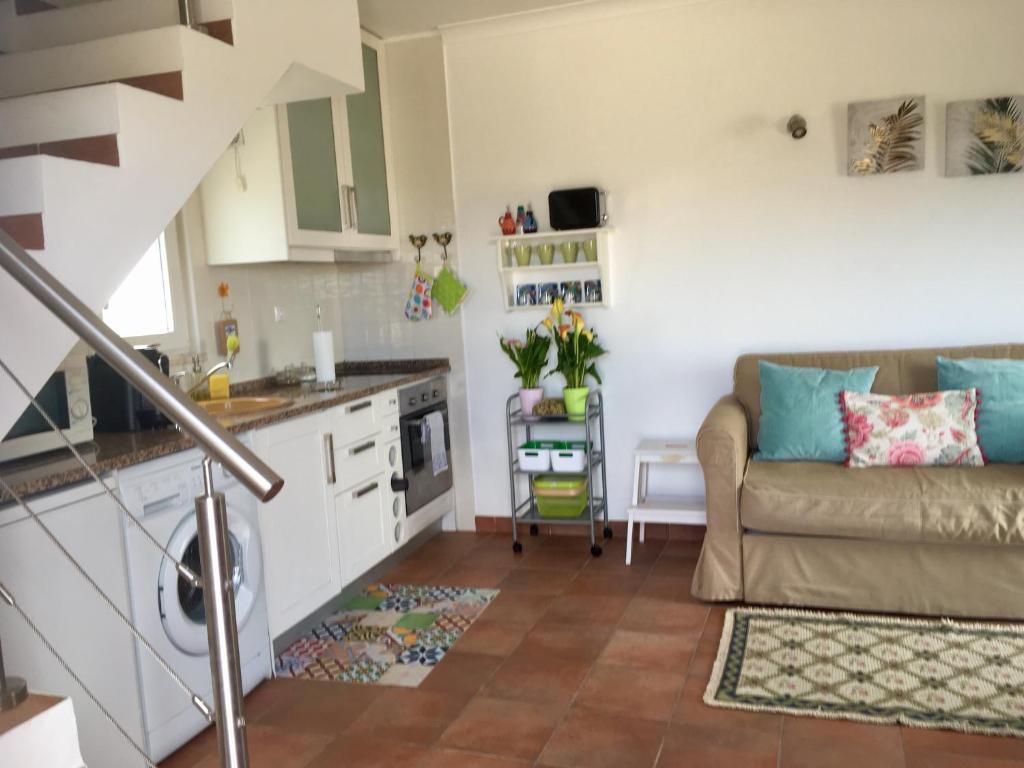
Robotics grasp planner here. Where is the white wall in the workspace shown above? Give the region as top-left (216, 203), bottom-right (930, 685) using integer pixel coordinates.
top-left (177, 34), bottom-right (477, 528)
top-left (442, 0), bottom-right (1024, 522)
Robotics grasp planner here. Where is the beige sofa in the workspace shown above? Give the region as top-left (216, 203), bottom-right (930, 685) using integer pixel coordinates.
top-left (691, 344), bottom-right (1024, 619)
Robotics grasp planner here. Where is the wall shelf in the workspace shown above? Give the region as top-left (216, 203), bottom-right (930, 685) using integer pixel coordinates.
top-left (495, 227), bottom-right (613, 312)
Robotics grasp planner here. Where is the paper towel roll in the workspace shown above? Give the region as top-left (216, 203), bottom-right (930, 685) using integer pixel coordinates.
top-left (313, 330), bottom-right (336, 384)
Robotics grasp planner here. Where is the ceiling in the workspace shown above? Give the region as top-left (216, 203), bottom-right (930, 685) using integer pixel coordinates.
top-left (357, 0), bottom-right (586, 39)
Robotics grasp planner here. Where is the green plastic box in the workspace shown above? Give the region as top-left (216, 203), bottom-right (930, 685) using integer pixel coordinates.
top-left (533, 475), bottom-right (589, 519)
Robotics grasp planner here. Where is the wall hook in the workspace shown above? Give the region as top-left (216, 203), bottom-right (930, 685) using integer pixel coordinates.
top-left (433, 232), bottom-right (453, 261)
top-left (409, 234), bottom-right (428, 262)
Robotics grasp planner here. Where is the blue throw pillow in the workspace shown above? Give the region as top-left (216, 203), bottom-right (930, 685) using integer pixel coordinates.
top-left (937, 356), bottom-right (1024, 463)
top-left (757, 361), bottom-right (879, 462)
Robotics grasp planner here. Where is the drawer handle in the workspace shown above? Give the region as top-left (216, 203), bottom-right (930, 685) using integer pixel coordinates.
top-left (324, 433), bottom-right (337, 485)
top-left (350, 440), bottom-right (376, 456)
top-left (347, 401), bottom-right (372, 414)
top-left (353, 481), bottom-right (379, 499)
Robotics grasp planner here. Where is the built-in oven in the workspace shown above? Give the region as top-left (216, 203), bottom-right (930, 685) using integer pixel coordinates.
top-left (393, 376), bottom-right (452, 515)
top-left (0, 354), bottom-right (93, 463)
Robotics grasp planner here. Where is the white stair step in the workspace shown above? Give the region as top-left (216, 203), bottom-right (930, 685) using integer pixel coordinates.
top-left (0, 83), bottom-right (121, 151)
top-left (0, 25), bottom-right (188, 100)
top-left (0, 696), bottom-right (85, 768)
top-left (0, 0), bottom-right (233, 53)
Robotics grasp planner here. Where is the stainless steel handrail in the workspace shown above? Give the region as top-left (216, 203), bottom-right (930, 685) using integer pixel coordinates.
top-left (0, 228), bottom-right (281, 767)
top-left (0, 230), bottom-right (283, 502)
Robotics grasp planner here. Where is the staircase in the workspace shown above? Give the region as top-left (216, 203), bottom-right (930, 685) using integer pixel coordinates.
top-left (0, 0), bottom-right (365, 436)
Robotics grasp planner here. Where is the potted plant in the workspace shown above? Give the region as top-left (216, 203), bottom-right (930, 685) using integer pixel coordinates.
top-left (544, 298), bottom-right (606, 419)
top-left (499, 326), bottom-right (551, 417)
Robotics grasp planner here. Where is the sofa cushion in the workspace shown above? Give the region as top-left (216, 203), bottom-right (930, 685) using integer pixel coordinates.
top-left (756, 361), bottom-right (878, 462)
top-left (937, 356), bottom-right (1024, 464)
top-left (740, 460), bottom-right (1024, 545)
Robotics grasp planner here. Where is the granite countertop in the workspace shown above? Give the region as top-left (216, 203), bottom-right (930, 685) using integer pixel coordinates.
top-left (0, 359), bottom-right (449, 504)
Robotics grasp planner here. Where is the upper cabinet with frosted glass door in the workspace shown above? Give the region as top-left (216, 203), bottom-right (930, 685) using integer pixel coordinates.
top-left (278, 34), bottom-right (398, 258)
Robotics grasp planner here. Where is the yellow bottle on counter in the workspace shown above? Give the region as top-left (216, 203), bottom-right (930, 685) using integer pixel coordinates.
top-left (208, 371), bottom-right (230, 400)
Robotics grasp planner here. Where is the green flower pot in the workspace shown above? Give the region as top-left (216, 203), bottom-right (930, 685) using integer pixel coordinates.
top-left (563, 387), bottom-right (590, 421)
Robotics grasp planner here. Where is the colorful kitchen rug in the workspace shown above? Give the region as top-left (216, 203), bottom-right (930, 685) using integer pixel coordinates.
top-left (275, 583), bottom-right (498, 687)
top-left (706, 607), bottom-right (1024, 738)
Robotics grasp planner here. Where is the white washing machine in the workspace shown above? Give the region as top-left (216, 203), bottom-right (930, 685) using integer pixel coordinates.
top-left (118, 443), bottom-right (271, 763)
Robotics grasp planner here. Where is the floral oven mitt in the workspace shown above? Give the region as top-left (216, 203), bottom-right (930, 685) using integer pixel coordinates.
top-left (405, 268), bottom-right (433, 321)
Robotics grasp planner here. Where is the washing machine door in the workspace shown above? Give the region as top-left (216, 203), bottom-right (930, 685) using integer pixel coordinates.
top-left (158, 507), bottom-right (263, 656)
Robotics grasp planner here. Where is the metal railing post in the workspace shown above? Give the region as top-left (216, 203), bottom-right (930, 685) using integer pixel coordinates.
top-left (0, 632), bottom-right (28, 712)
top-left (195, 458), bottom-right (248, 768)
top-left (178, 0), bottom-right (196, 27)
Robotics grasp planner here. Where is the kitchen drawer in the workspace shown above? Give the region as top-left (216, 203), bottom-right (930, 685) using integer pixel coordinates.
top-left (334, 433), bottom-right (384, 491)
top-left (331, 395), bottom-right (379, 443)
top-left (377, 388), bottom-right (399, 416)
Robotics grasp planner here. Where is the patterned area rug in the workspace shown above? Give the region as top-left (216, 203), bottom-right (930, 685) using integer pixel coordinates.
top-left (275, 584), bottom-right (498, 687)
top-left (706, 607), bottom-right (1024, 738)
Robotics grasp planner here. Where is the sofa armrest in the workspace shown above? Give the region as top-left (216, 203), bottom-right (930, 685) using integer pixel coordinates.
top-left (692, 395), bottom-right (750, 601)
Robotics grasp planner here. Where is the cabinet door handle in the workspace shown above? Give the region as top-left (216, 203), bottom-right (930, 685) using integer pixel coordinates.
top-left (324, 433), bottom-right (337, 485)
top-left (349, 440), bottom-right (375, 456)
top-left (349, 185), bottom-right (359, 231)
top-left (339, 184), bottom-right (351, 230)
top-left (353, 481), bottom-right (379, 499)
top-left (347, 400), bottom-right (372, 414)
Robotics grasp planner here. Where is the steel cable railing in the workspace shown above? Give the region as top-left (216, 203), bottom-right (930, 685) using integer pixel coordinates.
top-left (0, 228), bottom-right (283, 767)
top-left (0, 472), bottom-right (213, 716)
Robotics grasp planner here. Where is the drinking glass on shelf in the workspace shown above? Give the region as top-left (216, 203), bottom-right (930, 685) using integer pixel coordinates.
top-left (537, 243), bottom-right (555, 265)
top-left (582, 239), bottom-right (598, 262)
top-left (513, 243), bottom-right (533, 267)
top-left (559, 241), bottom-right (579, 263)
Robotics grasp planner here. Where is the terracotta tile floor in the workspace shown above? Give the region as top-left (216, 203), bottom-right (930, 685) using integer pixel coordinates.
top-left (161, 532), bottom-right (1024, 767)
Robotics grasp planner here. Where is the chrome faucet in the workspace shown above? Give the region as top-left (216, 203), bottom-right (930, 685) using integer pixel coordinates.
top-left (188, 349), bottom-right (236, 398)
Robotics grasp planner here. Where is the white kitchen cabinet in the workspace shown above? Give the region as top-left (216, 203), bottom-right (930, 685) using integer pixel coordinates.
top-left (200, 32), bottom-right (398, 265)
top-left (336, 473), bottom-right (391, 585)
top-left (253, 411), bottom-right (340, 639)
top-left (0, 484), bottom-right (146, 768)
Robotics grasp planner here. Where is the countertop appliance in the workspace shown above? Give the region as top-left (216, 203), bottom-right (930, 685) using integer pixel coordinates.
top-left (88, 345), bottom-right (172, 432)
top-left (396, 376), bottom-right (452, 516)
top-left (0, 354), bottom-right (93, 462)
top-left (118, 443), bottom-right (270, 762)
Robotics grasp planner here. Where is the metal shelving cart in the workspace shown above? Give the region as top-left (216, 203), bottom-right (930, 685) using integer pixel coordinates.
top-left (505, 389), bottom-right (611, 556)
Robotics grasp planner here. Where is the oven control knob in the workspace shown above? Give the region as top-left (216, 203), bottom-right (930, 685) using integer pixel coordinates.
top-left (432, 389), bottom-right (440, 399)
top-left (70, 399), bottom-right (89, 419)
top-left (421, 393), bottom-right (429, 402)
top-left (391, 474), bottom-right (410, 492)
top-left (408, 397), bottom-right (417, 407)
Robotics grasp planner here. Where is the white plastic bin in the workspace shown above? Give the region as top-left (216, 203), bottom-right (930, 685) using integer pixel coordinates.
top-left (551, 441), bottom-right (588, 473)
top-left (517, 440), bottom-right (557, 472)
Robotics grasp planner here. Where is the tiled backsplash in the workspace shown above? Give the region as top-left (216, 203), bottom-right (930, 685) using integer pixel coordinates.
top-left (180, 194), bottom-right (464, 385)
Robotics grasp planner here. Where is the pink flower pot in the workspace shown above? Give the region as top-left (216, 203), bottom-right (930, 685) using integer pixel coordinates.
top-left (519, 387), bottom-right (544, 417)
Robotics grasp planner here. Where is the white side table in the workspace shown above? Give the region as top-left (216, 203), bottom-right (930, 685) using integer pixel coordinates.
top-left (626, 439), bottom-right (706, 564)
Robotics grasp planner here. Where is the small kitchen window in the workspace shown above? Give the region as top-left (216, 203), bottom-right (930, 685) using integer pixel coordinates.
top-left (103, 219), bottom-right (189, 351)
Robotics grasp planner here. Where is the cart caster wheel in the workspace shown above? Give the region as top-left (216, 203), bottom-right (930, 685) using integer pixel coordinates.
top-left (603, 526), bottom-right (613, 540)
top-left (512, 541), bottom-right (523, 554)
top-left (529, 524), bottom-right (539, 536)
top-left (590, 545), bottom-right (603, 557)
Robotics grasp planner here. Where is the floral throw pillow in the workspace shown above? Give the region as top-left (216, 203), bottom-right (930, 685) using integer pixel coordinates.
top-left (840, 389), bottom-right (986, 468)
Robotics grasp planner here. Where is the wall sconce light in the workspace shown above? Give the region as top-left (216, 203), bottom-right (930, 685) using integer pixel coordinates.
top-left (787, 114), bottom-right (808, 139)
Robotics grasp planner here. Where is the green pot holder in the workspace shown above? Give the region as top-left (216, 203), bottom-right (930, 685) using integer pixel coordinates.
top-left (432, 264), bottom-right (468, 315)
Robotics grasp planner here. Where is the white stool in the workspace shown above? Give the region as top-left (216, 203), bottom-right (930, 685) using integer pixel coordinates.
top-left (626, 439), bottom-right (706, 565)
